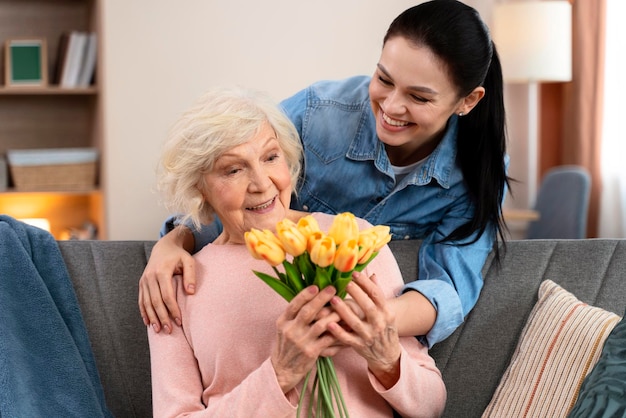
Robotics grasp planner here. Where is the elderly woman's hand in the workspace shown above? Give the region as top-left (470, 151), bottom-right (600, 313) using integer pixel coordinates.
top-left (270, 285), bottom-right (342, 394)
top-left (326, 271), bottom-right (402, 389)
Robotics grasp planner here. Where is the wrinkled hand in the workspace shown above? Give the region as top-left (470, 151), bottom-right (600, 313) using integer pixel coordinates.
top-left (271, 285), bottom-right (342, 393)
top-left (327, 271), bottom-right (402, 388)
top-left (138, 229), bottom-right (196, 333)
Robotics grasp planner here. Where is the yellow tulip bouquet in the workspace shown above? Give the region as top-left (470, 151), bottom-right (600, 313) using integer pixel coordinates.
top-left (244, 212), bottom-right (391, 418)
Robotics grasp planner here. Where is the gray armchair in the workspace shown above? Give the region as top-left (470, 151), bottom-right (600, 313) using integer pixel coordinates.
top-left (526, 165), bottom-right (591, 239)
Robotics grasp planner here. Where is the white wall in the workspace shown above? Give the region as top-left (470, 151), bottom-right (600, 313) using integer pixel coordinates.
top-left (101, 0), bottom-right (420, 240)
top-left (102, 0), bottom-right (519, 240)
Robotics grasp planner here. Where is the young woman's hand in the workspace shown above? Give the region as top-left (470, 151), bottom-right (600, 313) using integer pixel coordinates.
top-left (138, 226), bottom-right (197, 333)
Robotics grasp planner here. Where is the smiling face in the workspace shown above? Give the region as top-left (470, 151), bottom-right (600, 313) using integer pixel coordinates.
top-left (201, 122), bottom-right (292, 244)
top-left (369, 36), bottom-right (474, 166)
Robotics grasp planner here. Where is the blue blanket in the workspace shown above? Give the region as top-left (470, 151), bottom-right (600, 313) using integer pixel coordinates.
top-left (0, 215), bottom-right (112, 418)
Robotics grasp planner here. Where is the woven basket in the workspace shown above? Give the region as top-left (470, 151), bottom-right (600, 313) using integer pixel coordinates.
top-left (10, 161), bottom-right (97, 192)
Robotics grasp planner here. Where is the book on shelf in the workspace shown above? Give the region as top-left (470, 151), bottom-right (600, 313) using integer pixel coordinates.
top-left (77, 32), bottom-right (97, 87)
top-left (53, 32), bottom-right (70, 84)
top-left (55, 31), bottom-right (97, 88)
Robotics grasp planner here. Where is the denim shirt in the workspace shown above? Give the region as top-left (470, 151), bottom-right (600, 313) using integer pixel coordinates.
top-left (164, 76), bottom-right (496, 347)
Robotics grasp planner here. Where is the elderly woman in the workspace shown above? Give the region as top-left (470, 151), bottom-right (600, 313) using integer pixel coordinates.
top-left (148, 87), bottom-right (446, 417)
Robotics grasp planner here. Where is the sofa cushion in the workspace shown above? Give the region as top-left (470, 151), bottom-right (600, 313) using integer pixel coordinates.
top-left (567, 309), bottom-right (626, 417)
top-left (482, 280), bottom-right (620, 418)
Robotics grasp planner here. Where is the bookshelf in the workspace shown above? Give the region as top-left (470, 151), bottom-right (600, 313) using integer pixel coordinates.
top-left (0, 0), bottom-right (104, 239)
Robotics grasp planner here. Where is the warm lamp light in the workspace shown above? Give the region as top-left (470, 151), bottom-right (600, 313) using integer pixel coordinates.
top-left (494, 2), bottom-right (572, 83)
top-left (493, 1), bottom-right (572, 207)
top-left (19, 218), bottom-right (51, 232)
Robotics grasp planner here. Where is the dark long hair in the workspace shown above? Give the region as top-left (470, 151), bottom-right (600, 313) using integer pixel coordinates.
top-left (384, 0), bottom-right (510, 248)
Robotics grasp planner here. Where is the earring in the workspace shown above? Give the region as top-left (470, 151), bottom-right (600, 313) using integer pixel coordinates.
top-left (458, 112), bottom-right (464, 117)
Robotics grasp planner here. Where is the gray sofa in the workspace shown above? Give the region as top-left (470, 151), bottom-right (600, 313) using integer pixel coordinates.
top-left (58, 238), bottom-right (626, 418)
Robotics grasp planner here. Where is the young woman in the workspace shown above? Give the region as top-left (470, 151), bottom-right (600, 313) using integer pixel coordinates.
top-left (140, 0), bottom-right (509, 348)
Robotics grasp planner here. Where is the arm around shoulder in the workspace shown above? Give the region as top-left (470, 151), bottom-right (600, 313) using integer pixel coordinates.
top-left (138, 225), bottom-right (198, 333)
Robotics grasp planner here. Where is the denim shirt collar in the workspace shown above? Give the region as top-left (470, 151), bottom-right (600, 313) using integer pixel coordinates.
top-left (347, 113), bottom-right (459, 189)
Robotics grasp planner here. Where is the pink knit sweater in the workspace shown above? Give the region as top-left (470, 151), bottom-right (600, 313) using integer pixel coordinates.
top-left (148, 213), bottom-right (446, 417)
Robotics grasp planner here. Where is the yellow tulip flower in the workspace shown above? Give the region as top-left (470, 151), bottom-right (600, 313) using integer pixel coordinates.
top-left (296, 215), bottom-right (321, 240)
top-left (327, 212), bottom-right (360, 245)
top-left (357, 233), bottom-right (376, 264)
top-left (244, 228), bottom-right (286, 266)
top-left (334, 238), bottom-right (359, 272)
top-left (308, 232), bottom-right (336, 268)
top-left (276, 219), bottom-right (307, 256)
top-left (361, 225), bottom-right (392, 251)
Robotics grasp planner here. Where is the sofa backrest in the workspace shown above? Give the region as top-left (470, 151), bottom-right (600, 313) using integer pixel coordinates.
top-left (59, 240), bottom-right (155, 418)
top-left (59, 239), bottom-right (626, 418)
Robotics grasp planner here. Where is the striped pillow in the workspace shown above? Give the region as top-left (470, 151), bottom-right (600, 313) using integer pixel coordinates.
top-left (482, 280), bottom-right (621, 418)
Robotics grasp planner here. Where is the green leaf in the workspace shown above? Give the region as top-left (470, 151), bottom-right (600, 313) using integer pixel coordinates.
top-left (272, 266), bottom-right (289, 284)
top-left (252, 270), bottom-right (296, 302)
top-left (296, 253), bottom-right (316, 286)
top-left (283, 260), bottom-right (305, 293)
top-left (354, 251), bottom-right (379, 272)
top-left (313, 266), bottom-right (332, 290)
top-left (334, 272), bottom-right (352, 299)
top-left (330, 266), bottom-right (341, 285)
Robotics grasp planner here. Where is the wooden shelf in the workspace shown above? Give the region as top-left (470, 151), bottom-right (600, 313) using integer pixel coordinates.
top-left (0, 188), bottom-right (101, 196)
top-left (0, 86), bottom-right (97, 95)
